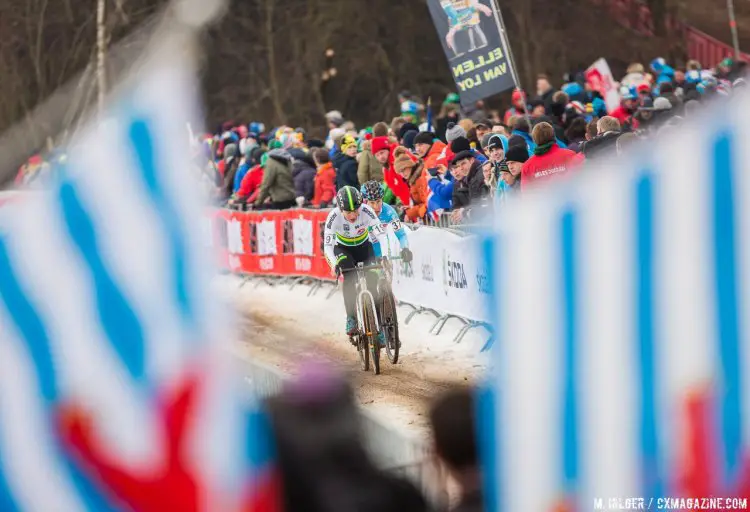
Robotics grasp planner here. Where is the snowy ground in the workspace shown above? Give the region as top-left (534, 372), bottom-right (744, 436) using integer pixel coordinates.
top-left (214, 274), bottom-right (489, 436)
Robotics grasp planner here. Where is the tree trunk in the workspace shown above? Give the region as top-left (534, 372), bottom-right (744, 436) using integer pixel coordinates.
top-left (264, 0), bottom-right (286, 125)
top-left (96, 0), bottom-right (107, 115)
top-left (647, 0), bottom-right (666, 37)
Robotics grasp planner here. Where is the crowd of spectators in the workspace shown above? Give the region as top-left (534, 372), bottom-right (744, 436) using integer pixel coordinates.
top-left (181, 55), bottom-right (749, 227)
top-left (14, 56), bottom-right (748, 228)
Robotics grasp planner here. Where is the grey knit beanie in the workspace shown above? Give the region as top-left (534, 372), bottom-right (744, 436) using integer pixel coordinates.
top-left (445, 122), bottom-right (467, 143)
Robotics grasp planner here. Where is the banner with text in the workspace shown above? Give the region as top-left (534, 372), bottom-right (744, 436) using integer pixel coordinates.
top-left (391, 226), bottom-right (490, 323)
top-left (426, 0), bottom-right (516, 106)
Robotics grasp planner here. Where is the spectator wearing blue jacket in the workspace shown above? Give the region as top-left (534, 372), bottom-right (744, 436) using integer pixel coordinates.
top-left (510, 117), bottom-right (536, 154)
top-left (427, 170), bottom-right (454, 219)
top-left (650, 57), bottom-right (675, 85)
top-left (233, 146), bottom-right (264, 193)
top-left (334, 135), bottom-right (360, 190)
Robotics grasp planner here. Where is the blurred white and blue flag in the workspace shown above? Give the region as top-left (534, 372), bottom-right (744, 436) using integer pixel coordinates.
top-left (0, 24), bottom-right (278, 512)
top-left (482, 96), bottom-right (750, 510)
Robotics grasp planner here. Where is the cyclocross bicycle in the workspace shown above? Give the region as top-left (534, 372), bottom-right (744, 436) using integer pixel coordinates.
top-left (341, 256), bottom-right (404, 375)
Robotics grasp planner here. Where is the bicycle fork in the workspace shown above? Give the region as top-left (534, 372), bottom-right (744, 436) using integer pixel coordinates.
top-left (356, 288), bottom-right (380, 336)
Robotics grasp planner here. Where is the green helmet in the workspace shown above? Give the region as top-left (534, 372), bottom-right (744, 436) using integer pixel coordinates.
top-left (336, 186), bottom-right (362, 212)
top-left (444, 92), bottom-right (460, 105)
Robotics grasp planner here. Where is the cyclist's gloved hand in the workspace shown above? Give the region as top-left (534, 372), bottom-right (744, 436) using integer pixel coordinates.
top-left (400, 247), bottom-right (413, 263)
top-left (334, 265), bottom-right (342, 278)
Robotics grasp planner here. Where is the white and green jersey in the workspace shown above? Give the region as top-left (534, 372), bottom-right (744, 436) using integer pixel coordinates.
top-left (323, 205), bottom-right (385, 268)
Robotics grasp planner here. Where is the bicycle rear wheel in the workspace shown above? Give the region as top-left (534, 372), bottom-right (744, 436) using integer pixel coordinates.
top-left (381, 288), bottom-right (400, 364)
top-left (362, 299), bottom-right (380, 375)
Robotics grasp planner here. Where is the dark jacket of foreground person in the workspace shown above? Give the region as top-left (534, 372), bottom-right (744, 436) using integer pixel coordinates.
top-left (266, 372), bottom-right (430, 512)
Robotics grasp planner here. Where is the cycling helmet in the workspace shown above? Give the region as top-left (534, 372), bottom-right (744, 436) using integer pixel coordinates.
top-left (336, 186), bottom-right (362, 212)
top-left (360, 181), bottom-right (384, 201)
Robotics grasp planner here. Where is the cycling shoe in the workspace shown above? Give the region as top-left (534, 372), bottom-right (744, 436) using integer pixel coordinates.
top-left (346, 316), bottom-right (357, 335)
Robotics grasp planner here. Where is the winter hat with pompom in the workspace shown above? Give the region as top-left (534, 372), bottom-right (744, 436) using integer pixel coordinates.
top-left (445, 122), bottom-right (467, 143)
top-left (392, 146), bottom-right (418, 174)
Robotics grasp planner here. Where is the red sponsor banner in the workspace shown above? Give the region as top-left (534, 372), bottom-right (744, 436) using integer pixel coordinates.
top-left (209, 208), bottom-right (334, 281)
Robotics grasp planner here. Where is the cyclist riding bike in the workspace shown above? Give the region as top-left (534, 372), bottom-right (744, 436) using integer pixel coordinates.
top-left (324, 186), bottom-right (391, 341)
top-left (360, 181), bottom-right (413, 262)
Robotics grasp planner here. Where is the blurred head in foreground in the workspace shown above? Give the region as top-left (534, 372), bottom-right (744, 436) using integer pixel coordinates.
top-left (266, 365), bottom-right (429, 512)
top-left (430, 387), bottom-right (482, 511)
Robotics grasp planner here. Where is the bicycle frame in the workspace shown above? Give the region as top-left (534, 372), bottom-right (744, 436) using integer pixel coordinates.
top-left (354, 264), bottom-right (380, 335)
top-left (341, 256), bottom-right (406, 335)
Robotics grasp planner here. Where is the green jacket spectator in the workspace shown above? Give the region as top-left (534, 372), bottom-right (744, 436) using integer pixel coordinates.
top-left (254, 149), bottom-right (296, 209)
top-left (357, 139), bottom-right (384, 185)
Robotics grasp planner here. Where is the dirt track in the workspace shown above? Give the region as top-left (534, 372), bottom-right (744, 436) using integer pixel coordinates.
top-left (230, 304), bottom-right (478, 434)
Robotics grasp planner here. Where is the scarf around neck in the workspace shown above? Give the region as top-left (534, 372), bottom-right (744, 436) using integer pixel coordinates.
top-left (534, 141), bottom-right (554, 156)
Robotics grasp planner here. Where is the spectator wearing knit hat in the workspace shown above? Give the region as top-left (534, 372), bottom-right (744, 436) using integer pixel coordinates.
top-left (373, 135), bottom-right (411, 206)
top-left (481, 134), bottom-right (512, 206)
top-left (451, 137), bottom-right (488, 166)
top-left (402, 130), bottom-right (419, 151)
top-left (502, 144), bottom-right (528, 195)
top-left (435, 95), bottom-right (461, 143)
top-left (325, 111), bottom-right (345, 150)
top-left (414, 131), bottom-right (447, 172)
top-left (335, 135), bottom-right (360, 190)
top-left (398, 123), bottom-right (419, 145)
top-left (392, 146), bottom-right (429, 222)
top-left (450, 150), bottom-right (489, 223)
top-left (505, 144), bottom-right (529, 175)
top-left (445, 122), bottom-right (467, 144)
top-left (504, 89), bottom-right (527, 125)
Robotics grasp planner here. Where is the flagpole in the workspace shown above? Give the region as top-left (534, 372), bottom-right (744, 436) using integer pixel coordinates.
top-left (727, 0), bottom-right (741, 60)
top-left (488, 0), bottom-right (531, 125)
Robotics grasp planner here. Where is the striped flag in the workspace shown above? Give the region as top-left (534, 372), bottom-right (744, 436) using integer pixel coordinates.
top-left (481, 96), bottom-right (750, 509)
top-left (0, 34), bottom-right (278, 512)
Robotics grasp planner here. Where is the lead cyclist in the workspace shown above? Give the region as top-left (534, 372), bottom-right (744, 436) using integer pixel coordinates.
top-left (360, 180), bottom-right (413, 263)
top-left (324, 186), bottom-right (388, 343)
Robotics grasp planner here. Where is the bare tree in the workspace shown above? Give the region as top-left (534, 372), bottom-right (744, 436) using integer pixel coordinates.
top-left (96, 0), bottom-right (107, 115)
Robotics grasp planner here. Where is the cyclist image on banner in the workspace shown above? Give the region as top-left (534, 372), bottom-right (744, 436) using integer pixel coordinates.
top-left (323, 186), bottom-right (411, 343)
top-left (440, 0), bottom-right (493, 58)
top-left (360, 180), bottom-right (413, 259)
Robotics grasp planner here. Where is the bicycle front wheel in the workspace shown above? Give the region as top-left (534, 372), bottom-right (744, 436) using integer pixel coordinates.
top-left (357, 332), bottom-right (369, 372)
top-left (362, 299), bottom-right (380, 375)
top-left (381, 288), bottom-right (400, 364)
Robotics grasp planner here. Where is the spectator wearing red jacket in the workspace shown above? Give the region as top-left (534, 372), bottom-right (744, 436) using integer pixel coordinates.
top-left (503, 89), bottom-right (527, 125)
top-left (236, 153), bottom-right (267, 203)
top-left (609, 87), bottom-right (638, 128)
top-left (413, 131), bottom-right (447, 171)
top-left (372, 135), bottom-right (411, 206)
top-left (521, 122), bottom-right (583, 190)
top-left (392, 146), bottom-right (429, 222)
top-left (311, 148), bottom-right (337, 208)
